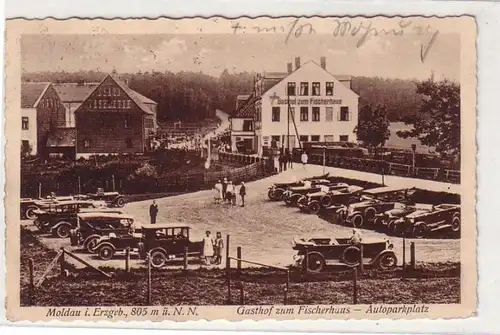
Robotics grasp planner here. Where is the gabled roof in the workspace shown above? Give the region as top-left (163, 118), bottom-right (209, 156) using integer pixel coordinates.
top-left (129, 89), bottom-right (157, 105)
top-left (258, 61), bottom-right (356, 96)
top-left (53, 83), bottom-right (99, 103)
top-left (21, 82), bottom-right (50, 108)
top-left (46, 128), bottom-right (76, 147)
top-left (234, 95), bottom-right (259, 118)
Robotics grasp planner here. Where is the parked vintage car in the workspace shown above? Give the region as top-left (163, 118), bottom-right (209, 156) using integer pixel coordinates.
top-left (338, 187), bottom-right (418, 228)
top-left (373, 203), bottom-right (433, 232)
top-left (267, 173), bottom-right (331, 201)
top-left (298, 185), bottom-right (365, 214)
top-left (33, 200), bottom-right (110, 238)
top-left (283, 181), bottom-right (348, 207)
top-left (292, 236), bottom-right (397, 272)
top-left (93, 224), bottom-right (204, 268)
top-left (391, 204), bottom-right (461, 238)
top-left (75, 188), bottom-right (126, 208)
top-left (21, 195), bottom-right (74, 220)
top-left (69, 212), bottom-right (133, 253)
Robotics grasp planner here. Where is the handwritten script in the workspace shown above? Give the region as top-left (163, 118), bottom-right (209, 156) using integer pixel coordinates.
top-left (230, 18), bottom-right (440, 63)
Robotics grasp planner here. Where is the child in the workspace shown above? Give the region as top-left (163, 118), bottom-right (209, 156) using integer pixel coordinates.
top-left (214, 232), bottom-right (224, 265)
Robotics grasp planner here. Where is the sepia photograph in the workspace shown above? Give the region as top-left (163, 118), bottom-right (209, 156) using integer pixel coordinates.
top-left (4, 16), bottom-right (476, 321)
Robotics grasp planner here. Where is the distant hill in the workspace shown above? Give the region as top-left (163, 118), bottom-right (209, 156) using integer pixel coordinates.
top-left (22, 70), bottom-right (423, 122)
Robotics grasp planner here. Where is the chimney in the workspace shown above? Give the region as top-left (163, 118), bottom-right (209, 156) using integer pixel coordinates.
top-left (295, 57), bottom-right (301, 70)
top-left (287, 63), bottom-right (293, 74)
top-left (320, 56), bottom-right (326, 70)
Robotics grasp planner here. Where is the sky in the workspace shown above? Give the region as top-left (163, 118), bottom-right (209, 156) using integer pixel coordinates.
top-left (21, 31), bottom-right (460, 81)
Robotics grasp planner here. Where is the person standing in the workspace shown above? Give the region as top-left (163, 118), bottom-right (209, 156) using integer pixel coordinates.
top-left (214, 232), bottom-right (224, 265)
top-left (288, 150), bottom-right (293, 169)
top-left (301, 151), bottom-right (308, 171)
top-left (283, 153), bottom-right (288, 171)
top-left (278, 153), bottom-right (284, 172)
top-left (214, 180), bottom-right (223, 204)
top-left (149, 200), bottom-right (158, 224)
top-left (239, 181), bottom-right (246, 207)
top-left (222, 177), bottom-right (228, 202)
top-left (227, 181), bottom-right (236, 206)
top-left (202, 230), bottom-right (215, 265)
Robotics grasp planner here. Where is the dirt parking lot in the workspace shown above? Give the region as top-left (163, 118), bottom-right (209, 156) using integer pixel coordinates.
top-left (22, 168), bottom-right (460, 271)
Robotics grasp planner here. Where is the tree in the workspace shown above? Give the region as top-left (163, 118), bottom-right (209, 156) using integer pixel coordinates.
top-left (397, 79), bottom-right (460, 158)
top-left (354, 104), bottom-right (391, 148)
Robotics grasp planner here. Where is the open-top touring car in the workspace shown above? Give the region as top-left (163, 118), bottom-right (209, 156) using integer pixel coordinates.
top-left (292, 236), bottom-right (397, 272)
top-left (283, 182), bottom-right (349, 207)
top-left (373, 203), bottom-right (433, 233)
top-left (338, 187), bottom-right (418, 228)
top-left (69, 212), bottom-right (134, 253)
top-left (75, 188), bottom-right (126, 208)
top-left (33, 200), bottom-right (110, 238)
top-left (267, 173), bottom-right (331, 201)
top-left (391, 204), bottom-right (461, 238)
top-left (21, 195), bottom-right (74, 220)
top-left (298, 185), bottom-right (365, 214)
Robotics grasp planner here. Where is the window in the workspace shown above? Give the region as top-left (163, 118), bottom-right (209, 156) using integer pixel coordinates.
top-left (113, 88), bottom-right (121, 96)
top-left (339, 135), bottom-right (349, 142)
top-left (324, 135), bottom-right (334, 142)
top-left (288, 107), bottom-right (295, 123)
top-left (21, 117), bottom-right (29, 130)
top-left (311, 135), bottom-right (320, 142)
top-left (287, 82), bottom-right (296, 96)
top-left (312, 107), bottom-right (320, 122)
top-left (326, 82), bottom-right (334, 96)
top-left (124, 115), bottom-right (132, 128)
top-left (83, 139), bottom-right (91, 148)
top-left (312, 82), bottom-right (321, 96)
top-left (326, 107), bottom-right (334, 122)
top-left (300, 82), bottom-right (309, 96)
top-left (21, 140), bottom-right (30, 153)
top-left (339, 106), bottom-right (350, 121)
top-left (299, 135), bottom-right (309, 144)
top-left (125, 138), bottom-right (133, 148)
top-left (272, 107), bottom-right (280, 122)
top-left (300, 107), bottom-right (309, 121)
top-left (243, 120), bottom-right (253, 131)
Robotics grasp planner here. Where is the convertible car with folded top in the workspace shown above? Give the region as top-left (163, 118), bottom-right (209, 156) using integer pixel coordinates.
top-left (283, 182), bottom-right (349, 207)
top-left (298, 185), bottom-right (365, 214)
top-left (267, 173), bottom-right (332, 201)
top-left (292, 236), bottom-right (397, 272)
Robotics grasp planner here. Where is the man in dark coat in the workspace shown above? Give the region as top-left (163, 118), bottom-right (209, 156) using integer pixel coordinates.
top-left (239, 182), bottom-right (246, 207)
top-left (149, 200), bottom-right (158, 224)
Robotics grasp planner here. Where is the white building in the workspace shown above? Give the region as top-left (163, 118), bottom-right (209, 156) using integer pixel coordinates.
top-left (20, 82), bottom-right (51, 155)
top-left (231, 57), bottom-right (359, 156)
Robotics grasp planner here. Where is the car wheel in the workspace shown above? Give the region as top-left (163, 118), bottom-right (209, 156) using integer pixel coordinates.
top-left (55, 223), bottom-right (71, 238)
top-left (364, 207), bottom-right (377, 221)
top-left (84, 236), bottom-right (100, 253)
top-left (116, 197), bottom-right (126, 208)
top-left (308, 201), bottom-right (321, 214)
top-left (351, 214), bottom-right (364, 228)
top-left (373, 217), bottom-right (384, 231)
top-left (451, 216), bottom-right (460, 232)
top-left (25, 206), bottom-right (38, 220)
top-left (268, 189), bottom-right (278, 201)
top-left (304, 253), bottom-right (326, 273)
top-left (342, 246), bottom-right (361, 266)
top-left (412, 223), bottom-right (427, 238)
top-left (378, 253), bottom-right (397, 271)
top-left (321, 196), bottom-right (333, 207)
top-left (98, 244), bottom-right (115, 261)
top-left (150, 250), bottom-right (167, 269)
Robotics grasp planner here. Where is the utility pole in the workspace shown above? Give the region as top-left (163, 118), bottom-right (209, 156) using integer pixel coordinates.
top-left (411, 144), bottom-right (417, 176)
top-left (287, 93), bottom-right (290, 153)
top-left (380, 144), bottom-right (385, 186)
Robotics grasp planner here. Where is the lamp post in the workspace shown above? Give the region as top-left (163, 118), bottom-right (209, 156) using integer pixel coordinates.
top-left (322, 145), bottom-right (326, 175)
top-left (411, 144), bottom-right (417, 176)
top-left (380, 144), bottom-right (385, 186)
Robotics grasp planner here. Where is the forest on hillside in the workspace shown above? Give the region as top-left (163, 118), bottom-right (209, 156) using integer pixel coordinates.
top-left (23, 70), bottom-right (430, 122)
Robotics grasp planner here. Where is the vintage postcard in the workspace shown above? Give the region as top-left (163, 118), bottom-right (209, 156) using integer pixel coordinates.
top-left (4, 15), bottom-right (476, 322)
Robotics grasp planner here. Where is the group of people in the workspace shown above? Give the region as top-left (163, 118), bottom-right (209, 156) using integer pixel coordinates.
top-left (277, 150), bottom-right (294, 172)
top-left (213, 177), bottom-right (246, 207)
top-left (202, 230), bottom-right (224, 265)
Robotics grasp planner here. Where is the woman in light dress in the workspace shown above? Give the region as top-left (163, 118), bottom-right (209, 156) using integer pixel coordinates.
top-left (202, 230), bottom-right (215, 265)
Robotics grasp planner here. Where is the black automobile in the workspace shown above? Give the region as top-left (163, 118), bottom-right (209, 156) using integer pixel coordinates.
top-left (75, 188), bottom-right (126, 208)
top-left (298, 186), bottom-right (365, 214)
top-left (267, 173), bottom-right (331, 201)
top-left (283, 181), bottom-right (349, 207)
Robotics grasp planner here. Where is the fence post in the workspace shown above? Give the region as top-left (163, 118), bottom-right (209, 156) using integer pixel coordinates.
top-left (125, 247), bottom-right (130, 272)
top-left (29, 258), bottom-right (35, 306)
top-left (183, 246), bottom-right (188, 271)
top-left (147, 252), bottom-right (152, 305)
top-left (38, 182), bottom-right (42, 198)
top-left (402, 238), bottom-right (406, 280)
top-left (237, 246), bottom-right (242, 274)
top-left (410, 242), bottom-right (416, 270)
top-left (77, 176), bottom-right (81, 194)
top-left (239, 283), bottom-right (245, 305)
top-left (359, 244), bottom-right (364, 275)
top-left (59, 248), bottom-right (66, 277)
top-left (284, 269), bottom-right (290, 305)
top-left (112, 174), bottom-right (116, 192)
top-left (303, 247), bottom-right (309, 274)
top-left (352, 267), bottom-right (358, 304)
top-left (226, 235), bottom-right (232, 304)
